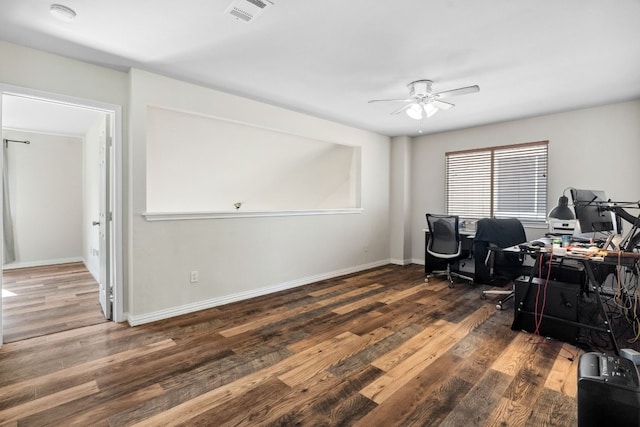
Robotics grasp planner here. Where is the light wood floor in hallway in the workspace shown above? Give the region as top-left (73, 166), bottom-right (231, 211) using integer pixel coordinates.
top-left (2, 262), bottom-right (107, 343)
top-left (0, 264), bottom-right (582, 426)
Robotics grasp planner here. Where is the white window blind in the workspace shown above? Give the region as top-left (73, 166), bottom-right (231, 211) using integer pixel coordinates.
top-left (446, 142), bottom-right (548, 221)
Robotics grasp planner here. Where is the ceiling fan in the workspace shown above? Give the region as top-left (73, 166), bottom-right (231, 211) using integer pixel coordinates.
top-left (368, 80), bottom-right (480, 120)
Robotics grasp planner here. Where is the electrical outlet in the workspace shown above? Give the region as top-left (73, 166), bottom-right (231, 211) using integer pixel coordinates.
top-left (190, 270), bottom-right (199, 283)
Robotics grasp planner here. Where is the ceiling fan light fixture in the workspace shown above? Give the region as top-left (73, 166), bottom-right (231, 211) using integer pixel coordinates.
top-left (50, 4), bottom-right (76, 22)
top-left (424, 103), bottom-right (438, 118)
top-left (368, 79), bottom-right (479, 125)
top-left (406, 103), bottom-right (423, 120)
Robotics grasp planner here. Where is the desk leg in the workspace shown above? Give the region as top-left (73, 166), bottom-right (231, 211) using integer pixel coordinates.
top-left (424, 232), bottom-right (444, 275)
top-left (424, 232), bottom-right (429, 276)
top-left (582, 261), bottom-right (621, 355)
top-left (512, 250), bottom-right (542, 326)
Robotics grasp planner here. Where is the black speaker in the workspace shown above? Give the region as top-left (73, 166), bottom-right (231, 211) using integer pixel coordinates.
top-left (512, 276), bottom-right (580, 343)
top-left (578, 352), bottom-right (640, 427)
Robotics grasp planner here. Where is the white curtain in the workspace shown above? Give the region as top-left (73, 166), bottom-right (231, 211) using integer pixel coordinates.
top-left (3, 141), bottom-right (16, 264)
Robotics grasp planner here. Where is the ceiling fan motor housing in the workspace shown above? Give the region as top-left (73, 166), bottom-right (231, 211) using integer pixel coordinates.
top-left (409, 80), bottom-right (433, 98)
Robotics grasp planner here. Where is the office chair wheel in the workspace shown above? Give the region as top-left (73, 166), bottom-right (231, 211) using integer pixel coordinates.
top-left (496, 303), bottom-right (503, 310)
top-left (480, 293), bottom-right (487, 300)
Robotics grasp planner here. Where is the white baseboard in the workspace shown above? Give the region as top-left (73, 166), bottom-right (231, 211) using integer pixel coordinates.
top-left (3, 257), bottom-right (84, 270)
top-left (85, 262), bottom-right (100, 283)
top-left (127, 259), bottom-right (391, 326)
top-left (389, 258), bottom-right (412, 265)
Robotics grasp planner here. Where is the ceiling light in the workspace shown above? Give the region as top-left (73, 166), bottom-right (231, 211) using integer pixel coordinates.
top-left (224, 0), bottom-right (274, 23)
top-left (406, 103), bottom-right (423, 120)
top-left (50, 4), bottom-right (76, 22)
top-left (424, 103), bottom-right (438, 118)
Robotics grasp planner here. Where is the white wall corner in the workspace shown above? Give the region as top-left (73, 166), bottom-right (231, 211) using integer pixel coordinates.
top-left (389, 136), bottom-right (413, 263)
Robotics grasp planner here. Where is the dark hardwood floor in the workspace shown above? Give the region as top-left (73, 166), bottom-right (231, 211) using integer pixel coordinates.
top-left (2, 262), bottom-right (107, 343)
top-left (0, 264), bottom-right (583, 426)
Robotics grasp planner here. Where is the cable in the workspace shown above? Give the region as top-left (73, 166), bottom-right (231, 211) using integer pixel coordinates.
top-left (533, 251), bottom-right (553, 336)
top-left (526, 328), bottom-right (579, 361)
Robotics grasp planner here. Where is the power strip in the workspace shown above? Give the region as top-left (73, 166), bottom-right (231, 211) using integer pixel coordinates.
top-left (620, 348), bottom-right (640, 365)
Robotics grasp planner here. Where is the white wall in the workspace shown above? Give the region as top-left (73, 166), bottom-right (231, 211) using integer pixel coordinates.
top-left (409, 100), bottom-right (640, 263)
top-left (0, 42), bottom-right (128, 107)
top-left (128, 69), bottom-right (391, 323)
top-left (3, 129), bottom-right (83, 267)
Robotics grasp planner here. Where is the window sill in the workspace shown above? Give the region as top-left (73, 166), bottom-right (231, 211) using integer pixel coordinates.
top-left (142, 208), bottom-right (363, 221)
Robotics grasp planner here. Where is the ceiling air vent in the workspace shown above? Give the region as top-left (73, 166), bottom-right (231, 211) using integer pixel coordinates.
top-left (225, 0), bottom-right (274, 23)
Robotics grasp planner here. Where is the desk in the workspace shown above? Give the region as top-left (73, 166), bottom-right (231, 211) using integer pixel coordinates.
top-left (423, 228), bottom-right (475, 275)
top-left (512, 247), bottom-right (640, 355)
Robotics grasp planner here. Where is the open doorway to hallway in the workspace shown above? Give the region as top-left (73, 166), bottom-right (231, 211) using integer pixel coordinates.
top-left (1, 88), bottom-right (123, 344)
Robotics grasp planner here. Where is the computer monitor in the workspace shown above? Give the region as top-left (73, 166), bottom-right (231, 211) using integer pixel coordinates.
top-left (570, 189), bottom-right (620, 235)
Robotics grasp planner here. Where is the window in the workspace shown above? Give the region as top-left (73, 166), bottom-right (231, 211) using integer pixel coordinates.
top-left (446, 141), bottom-right (548, 222)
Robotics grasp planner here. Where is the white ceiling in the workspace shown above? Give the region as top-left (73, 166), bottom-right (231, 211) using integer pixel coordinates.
top-left (2, 95), bottom-right (104, 137)
top-left (1, 0), bottom-right (639, 137)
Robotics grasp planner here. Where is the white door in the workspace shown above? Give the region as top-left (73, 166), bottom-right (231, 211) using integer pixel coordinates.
top-left (98, 114), bottom-right (112, 320)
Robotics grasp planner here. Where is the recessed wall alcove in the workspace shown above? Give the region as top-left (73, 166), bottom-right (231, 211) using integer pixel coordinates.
top-left (144, 106), bottom-right (361, 220)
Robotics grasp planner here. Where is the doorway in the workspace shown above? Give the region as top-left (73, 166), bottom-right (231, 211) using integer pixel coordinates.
top-left (0, 86), bottom-right (123, 344)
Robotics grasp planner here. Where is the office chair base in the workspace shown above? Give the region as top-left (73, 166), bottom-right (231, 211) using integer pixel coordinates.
top-left (450, 272), bottom-right (474, 287)
top-left (425, 269), bottom-right (449, 285)
top-left (481, 288), bottom-right (514, 310)
top-left (425, 266), bottom-right (473, 288)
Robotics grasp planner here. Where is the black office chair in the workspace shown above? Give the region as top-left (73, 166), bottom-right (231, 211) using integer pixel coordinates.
top-left (475, 217), bottom-right (527, 309)
top-left (425, 214), bottom-right (474, 288)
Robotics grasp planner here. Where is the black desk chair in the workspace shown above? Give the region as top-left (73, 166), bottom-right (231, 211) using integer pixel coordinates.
top-left (425, 214), bottom-right (474, 288)
top-left (475, 217), bottom-right (527, 309)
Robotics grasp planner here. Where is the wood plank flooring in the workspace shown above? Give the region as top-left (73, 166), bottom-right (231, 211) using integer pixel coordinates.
top-left (0, 264), bottom-right (584, 426)
top-left (2, 262), bottom-right (107, 343)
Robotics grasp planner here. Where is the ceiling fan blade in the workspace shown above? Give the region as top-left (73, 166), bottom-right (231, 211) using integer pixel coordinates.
top-left (390, 103), bottom-right (414, 115)
top-left (368, 98), bottom-right (411, 103)
top-left (432, 100), bottom-right (455, 110)
top-left (435, 85), bottom-right (480, 99)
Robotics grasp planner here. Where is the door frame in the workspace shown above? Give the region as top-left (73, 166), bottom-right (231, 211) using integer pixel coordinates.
top-left (0, 84), bottom-right (124, 343)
